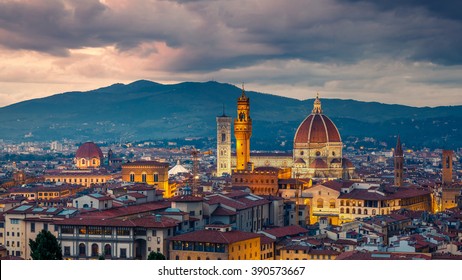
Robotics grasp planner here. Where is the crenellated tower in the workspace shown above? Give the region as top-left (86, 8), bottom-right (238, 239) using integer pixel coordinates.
top-left (234, 85), bottom-right (252, 171)
top-left (394, 135), bottom-right (404, 187)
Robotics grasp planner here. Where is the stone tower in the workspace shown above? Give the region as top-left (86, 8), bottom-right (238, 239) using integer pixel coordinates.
top-left (442, 150), bottom-right (453, 185)
top-left (394, 135), bottom-right (404, 187)
top-left (216, 106), bottom-right (232, 176)
top-left (234, 85), bottom-right (252, 171)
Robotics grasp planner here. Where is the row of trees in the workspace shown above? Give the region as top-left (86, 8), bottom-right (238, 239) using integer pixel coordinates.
top-left (29, 230), bottom-right (165, 260)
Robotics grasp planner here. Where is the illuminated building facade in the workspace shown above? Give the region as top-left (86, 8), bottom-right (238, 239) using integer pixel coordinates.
top-left (121, 161), bottom-right (170, 197)
top-left (168, 225), bottom-right (261, 260)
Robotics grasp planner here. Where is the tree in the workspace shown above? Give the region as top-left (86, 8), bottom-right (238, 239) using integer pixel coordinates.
top-left (147, 251), bottom-right (166, 260)
top-left (29, 229), bottom-right (63, 260)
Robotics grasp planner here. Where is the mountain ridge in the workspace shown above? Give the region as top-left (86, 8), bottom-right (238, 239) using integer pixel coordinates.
top-left (0, 80), bottom-right (460, 149)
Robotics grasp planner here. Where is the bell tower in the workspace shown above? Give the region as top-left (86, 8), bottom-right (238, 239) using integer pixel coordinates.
top-left (442, 150), bottom-right (453, 185)
top-left (234, 85), bottom-right (252, 171)
top-left (216, 105), bottom-right (232, 176)
top-left (394, 135), bottom-right (404, 187)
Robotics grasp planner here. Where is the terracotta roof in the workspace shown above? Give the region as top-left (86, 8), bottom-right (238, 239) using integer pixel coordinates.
top-left (336, 251), bottom-right (431, 260)
top-left (79, 201), bottom-right (169, 219)
top-left (122, 161), bottom-right (169, 167)
top-left (212, 206), bottom-right (237, 216)
top-left (170, 195), bottom-right (204, 202)
top-left (339, 186), bottom-right (431, 201)
top-left (294, 114), bottom-right (341, 144)
top-left (55, 215), bottom-right (179, 228)
top-left (261, 225), bottom-right (308, 239)
top-left (75, 142), bottom-right (103, 159)
top-left (309, 158), bottom-right (328, 169)
top-left (169, 229), bottom-right (260, 244)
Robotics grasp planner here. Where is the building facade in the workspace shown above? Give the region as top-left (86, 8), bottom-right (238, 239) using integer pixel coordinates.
top-left (121, 161), bottom-right (170, 196)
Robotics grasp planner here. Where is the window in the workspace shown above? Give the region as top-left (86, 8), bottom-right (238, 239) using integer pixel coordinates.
top-left (222, 133), bottom-right (226, 143)
top-left (129, 173), bottom-right (135, 182)
top-left (30, 222), bottom-right (35, 233)
top-left (43, 223), bottom-right (48, 231)
top-left (152, 230), bottom-right (157, 236)
top-left (10, 219), bottom-right (19, 224)
top-left (61, 226), bottom-right (74, 234)
top-left (79, 243), bottom-right (86, 256)
top-left (116, 227), bottom-right (130, 236)
top-left (154, 173), bottom-right (159, 182)
top-left (120, 248), bottom-right (127, 258)
top-left (329, 199), bottom-right (336, 208)
top-left (104, 244), bottom-right (112, 256)
top-left (142, 173), bottom-right (147, 183)
top-left (317, 198), bottom-right (324, 208)
top-left (64, 246), bottom-right (71, 256)
top-left (91, 244), bottom-right (99, 257)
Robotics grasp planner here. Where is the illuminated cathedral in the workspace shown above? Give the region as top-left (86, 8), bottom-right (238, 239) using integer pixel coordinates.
top-left (220, 87), bottom-right (355, 181)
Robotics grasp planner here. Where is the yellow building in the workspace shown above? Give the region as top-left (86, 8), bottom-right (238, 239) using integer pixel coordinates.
top-left (122, 161), bottom-right (170, 196)
top-left (279, 245), bottom-right (340, 260)
top-left (169, 225), bottom-right (261, 260)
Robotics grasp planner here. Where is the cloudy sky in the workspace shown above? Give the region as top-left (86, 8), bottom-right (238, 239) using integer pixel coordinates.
top-left (1, 0), bottom-right (461, 107)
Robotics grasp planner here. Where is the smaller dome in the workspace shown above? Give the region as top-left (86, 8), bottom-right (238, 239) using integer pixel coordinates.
top-left (76, 142), bottom-right (103, 159)
top-left (309, 158), bottom-right (328, 169)
top-left (342, 158), bottom-right (354, 168)
top-left (331, 158), bottom-right (341, 164)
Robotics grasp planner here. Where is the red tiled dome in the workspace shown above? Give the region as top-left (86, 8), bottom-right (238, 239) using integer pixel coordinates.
top-left (294, 114), bottom-right (341, 144)
top-left (76, 142), bottom-right (103, 159)
top-left (309, 158), bottom-right (328, 169)
top-left (342, 158), bottom-right (354, 168)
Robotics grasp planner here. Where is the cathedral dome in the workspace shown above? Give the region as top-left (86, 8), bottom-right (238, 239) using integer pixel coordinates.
top-left (76, 142), bottom-right (103, 159)
top-left (294, 95), bottom-right (341, 145)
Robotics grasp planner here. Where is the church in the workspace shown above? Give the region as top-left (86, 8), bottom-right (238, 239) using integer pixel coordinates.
top-left (216, 87), bottom-right (355, 182)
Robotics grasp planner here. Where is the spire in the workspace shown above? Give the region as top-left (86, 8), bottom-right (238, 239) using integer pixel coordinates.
top-left (395, 135), bottom-right (403, 156)
top-left (241, 82), bottom-right (246, 97)
top-left (312, 92), bottom-right (322, 114)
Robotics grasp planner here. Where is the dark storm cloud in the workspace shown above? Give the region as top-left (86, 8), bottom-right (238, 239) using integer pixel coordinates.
top-left (0, 0), bottom-right (461, 71)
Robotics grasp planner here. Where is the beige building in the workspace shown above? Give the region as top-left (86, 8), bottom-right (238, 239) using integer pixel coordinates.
top-left (44, 169), bottom-right (113, 187)
top-left (56, 214), bottom-right (179, 260)
top-left (3, 205), bottom-right (77, 259)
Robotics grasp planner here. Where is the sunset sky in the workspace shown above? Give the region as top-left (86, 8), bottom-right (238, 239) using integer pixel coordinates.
top-left (1, 0), bottom-right (461, 107)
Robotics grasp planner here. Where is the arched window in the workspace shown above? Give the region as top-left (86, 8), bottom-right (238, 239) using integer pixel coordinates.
top-left (153, 173), bottom-right (159, 182)
top-left (372, 209), bottom-right (376, 215)
top-left (104, 244), bottom-right (112, 257)
top-left (340, 200), bottom-right (344, 206)
top-left (91, 243), bottom-right (99, 257)
top-left (317, 198), bottom-right (324, 208)
top-left (79, 243), bottom-right (86, 256)
top-left (340, 208), bottom-right (344, 214)
top-left (346, 200), bottom-right (350, 206)
top-left (358, 209), bottom-right (362, 215)
top-left (346, 208), bottom-right (350, 214)
top-left (364, 209), bottom-right (368, 215)
top-left (92, 159), bottom-right (96, 165)
top-left (129, 173), bottom-right (135, 182)
top-left (81, 159), bottom-right (86, 165)
top-left (329, 199), bottom-right (336, 208)
top-left (141, 172), bottom-right (147, 183)
top-left (352, 208), bottom-right (356, 214)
